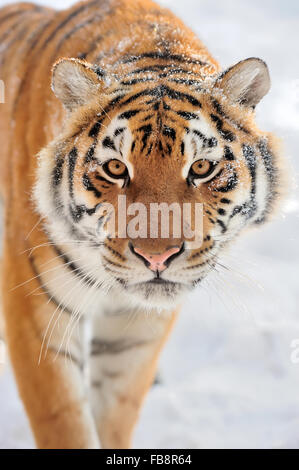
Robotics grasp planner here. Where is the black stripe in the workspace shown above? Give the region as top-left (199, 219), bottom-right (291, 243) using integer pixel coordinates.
top-left (163, 126), bottom-right (176, 141)
top-left (50, 242), bottom-right (99, 287)
top-left (89, 120), bottom-right (102, 138)
top-left (192, 130), bottom-right (218, 148)
top-left (118, 109), bottom-right (141, 120)
top-left (214, 170), bottom-right (238, 193)
top-left (104, 243), bottom-right (126, 262)
top-left (55, 19), bottom-right (95, 52)
top-left (69, 202), bottom-right (100, 220)
top-left (102, 255), bottom-right (127, 270)
top-left (69, 204), bottom-right (85, 222)
top-left (91, 338), bottom-right (148, 355)
top-left (142, 114), bottom-right (154, 122)
top-left (40, 0), bottom-right (100, 49)
top-left (128, 65), bottom-right (195, 76)
top-left (54, 12), bottom-right (109, 54)
top-left (84, 144), bottom-right (97, 164)
top-left (117, 52), bottom-right (207, 66)
top-left (68, 148), bottom-right (78, 197)
top-left (211, 99), bottom-right (250, 135)
top-left (12, 18), bottom-right (53, 117)
top-left (119, 85), bottom-right (201, 108)
top-left (220, 198), bottom-right (232, 204)
top-left (52, 156), bottom-right (64, 186)
top-left (95, 173), bottom-right (113, 185)
top-left (47, 345), bottom-right (83, 370)
top-left (217, 219), bottom-right (227, 233)
top-left (210, 114), bottom-right (236, 142)
top-left (211, 99), bottom-right (225, 116)
top-left (176, 111), bottom-right (199, 120)
top-left (0, 17), bottom-right (26, 43)
top-left (137, 124), bottom-right (152, 134)
top-left (137, 124), bottom-right (152, 151)
top-left (114, 127), bottom-right (125, 137)
top-left (82, 174), bottom-right (102, 198)
top-left (28, 254), bottom-right (73, 316)
top-left (254, 139), bottom-right (277, 224)
top-left (243, 144), bottom-right (256, 177)
top-left (163, 85), bottom-right (202, 107)
top-left (242, 144), bottom-right (257, 219)
top-left (0, 9), bottom-right (31, 27)
top-left (181, 141), bottom-right (185, 155)
top-left (102, 136), bottom-right (116, 151)
top-left (120, 78), bottom-right (155, 86)
top-left (0, 24), bottom-right (30, 67)
top-left (89, 94), bottom-right (125, 136)
top-left (119, 88), bottom-right (159, 107)
top-left (167, 78), bottom-right (203, 87)
top-left (258, 139), bottom-right (277, 184)
top-left (229, 145), bottom-right (258, 221)
top-left (146, 143), bottom-right (153, 157)
top-left (88, 97), bottom-right (127, 139)
top-left (224, 146), bottom-right (235, 161)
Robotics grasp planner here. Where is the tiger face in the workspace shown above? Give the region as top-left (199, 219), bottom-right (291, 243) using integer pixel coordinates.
top-left (35, 57), bottom-right (280, 310)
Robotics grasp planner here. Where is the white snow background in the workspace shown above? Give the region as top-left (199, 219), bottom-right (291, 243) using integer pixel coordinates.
top-left (0, 0), bottom-right (299, 449)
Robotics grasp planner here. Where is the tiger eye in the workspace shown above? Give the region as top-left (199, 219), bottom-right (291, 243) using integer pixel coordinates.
top-left (106, 159), bottom-right (127, 177)
top-left (191, 160), bottom-right (211, 177)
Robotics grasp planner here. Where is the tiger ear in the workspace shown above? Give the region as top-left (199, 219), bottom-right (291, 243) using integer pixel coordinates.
top-left (52, 58), bottom-right (109, 111)
top-left (214, 58), bottom-right (270, 108)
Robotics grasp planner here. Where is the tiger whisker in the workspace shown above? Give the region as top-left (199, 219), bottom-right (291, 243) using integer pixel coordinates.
top-left (12, 256), bottom-right (84, 293)
top-left (25, 257), bottom-right (88, 297)
top-left (63, 271), bottom-right (102, 367)
top-left (42, 264), bottom-right (102, 364)
top-left (63, 273), bottom-right (116, 364)
top-left (25, 214), bottom-right (46, 240)
top-left (38, 260), bottom-right (91, 363)
top-left (214, 259), bottom-right (265, 292)
top-left (207, 263), bottom-right (253, 320)
top-left (19, 239), bottom-right (94, 257)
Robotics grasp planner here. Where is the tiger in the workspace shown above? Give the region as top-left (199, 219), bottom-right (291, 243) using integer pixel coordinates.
top-left (0, 0), bottom-right (284, 449)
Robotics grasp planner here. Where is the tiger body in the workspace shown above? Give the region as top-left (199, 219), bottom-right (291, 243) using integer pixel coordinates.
top-left (0, 0), bottom-right (283, 449)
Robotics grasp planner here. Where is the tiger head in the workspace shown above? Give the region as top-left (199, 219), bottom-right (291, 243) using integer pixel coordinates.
top-left (35, 57), bottom-right (281, 310)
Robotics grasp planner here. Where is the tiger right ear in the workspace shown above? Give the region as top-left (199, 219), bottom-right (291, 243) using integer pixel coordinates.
top-left (52, 58), bottom-right (110, 111)
top-left (214, 58), bottom-right (271, 108)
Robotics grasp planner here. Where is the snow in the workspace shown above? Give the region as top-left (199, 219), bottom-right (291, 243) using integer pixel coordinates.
top-left (1, 0), bottom-right (299, 449)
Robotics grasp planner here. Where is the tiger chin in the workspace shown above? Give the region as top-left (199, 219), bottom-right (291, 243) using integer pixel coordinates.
top-left (0, 0), bottom-right (284, 449)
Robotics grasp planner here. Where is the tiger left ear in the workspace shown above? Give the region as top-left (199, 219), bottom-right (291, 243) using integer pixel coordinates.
top-left (52, 58), bottom-right (110, 111)
top-left (214, 58), bottom-right (270, 108)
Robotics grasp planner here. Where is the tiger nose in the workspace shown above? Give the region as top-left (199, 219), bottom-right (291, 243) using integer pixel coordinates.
top-left (131, 244), bottom-right (184, 272)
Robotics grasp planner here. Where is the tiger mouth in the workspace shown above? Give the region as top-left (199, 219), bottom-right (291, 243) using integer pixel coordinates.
top-left (146, 278), bottom-right (173, 284)
top-left (144, 278), bottom-right (178, 286)
top-left (130, 278), bottom-right (189, 292)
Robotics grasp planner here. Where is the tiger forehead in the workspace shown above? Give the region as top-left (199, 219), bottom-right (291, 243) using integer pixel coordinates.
top-left (96, 103), bottom-right (224, 166)
top-left (97, 109), bottom-right (190, 164)
top-left (123, 107), bottom-right (189, 146)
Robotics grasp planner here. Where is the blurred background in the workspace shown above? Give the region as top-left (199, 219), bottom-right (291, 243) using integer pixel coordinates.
top-left (0, 0), bottom-right (299, 449)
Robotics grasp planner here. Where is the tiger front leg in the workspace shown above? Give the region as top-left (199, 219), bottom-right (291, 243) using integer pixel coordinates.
top-left (89, 307), bottom-right (178, 449)
top-left (2, 251), bottom-right (99, 449)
